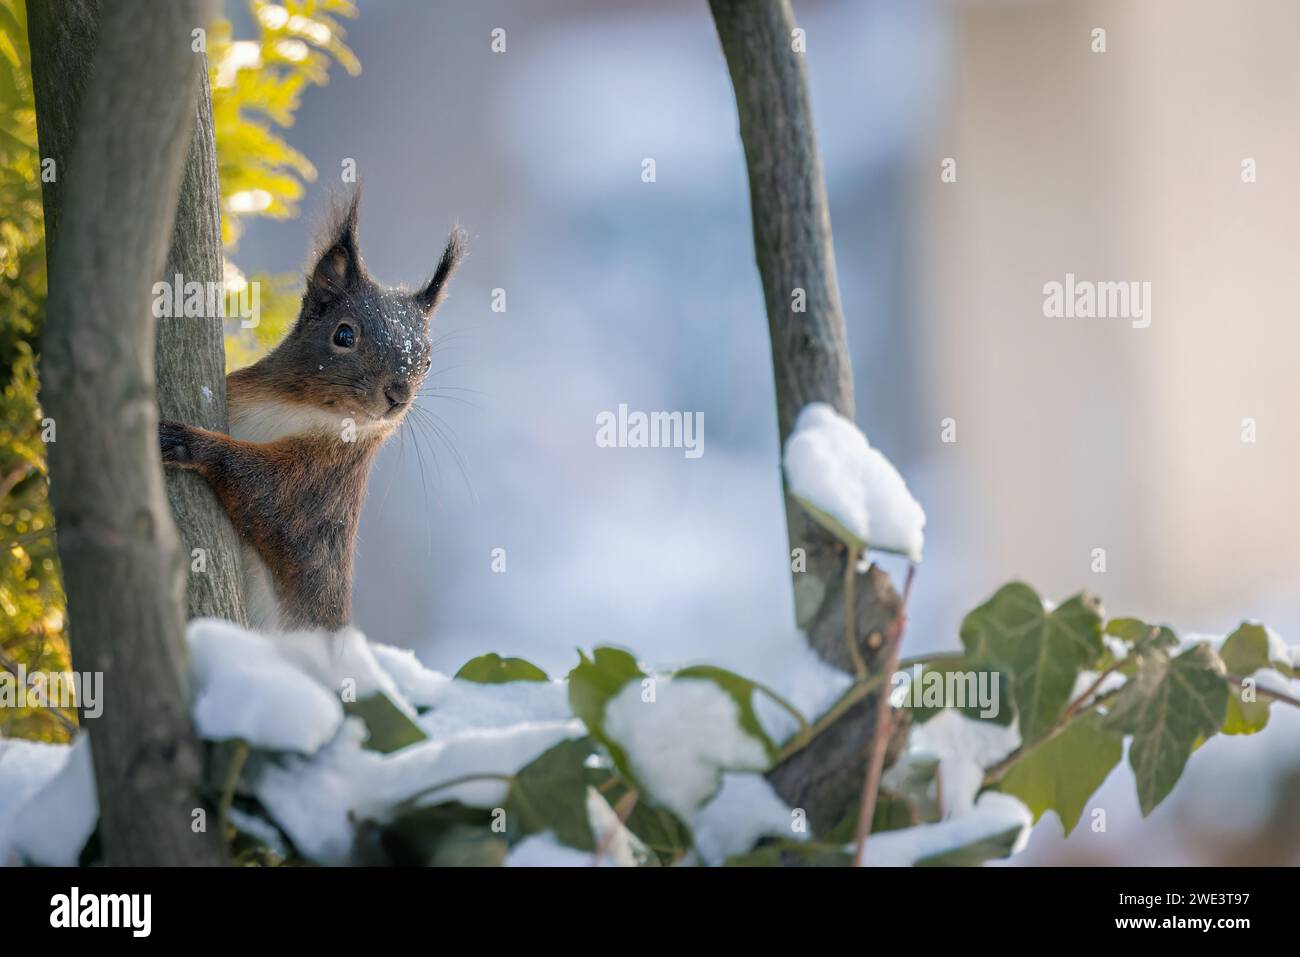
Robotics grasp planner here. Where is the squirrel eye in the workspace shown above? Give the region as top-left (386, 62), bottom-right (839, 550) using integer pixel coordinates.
top-left (424, 356), bottom-right (432, 371)
top-left (332, 323), bottom-right (356, 349)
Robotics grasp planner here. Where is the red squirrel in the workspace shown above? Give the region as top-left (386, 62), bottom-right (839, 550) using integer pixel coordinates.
top-left (159, 191), bottom-right (464, 632)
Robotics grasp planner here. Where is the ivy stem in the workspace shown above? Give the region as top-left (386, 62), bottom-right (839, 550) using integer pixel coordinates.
top-left (1227, 674), bottom-right (1300, 710)
top-left (218, 741), bottom-right (250, 842)
top-left (394, 772), bottom-right (516, 812)
top-left (771, 646), bottom-right (944, 765)
top-left (750, 680), bottom-right (812, 747)
top-left (852, 562), bottom-right (916, 867)
top-left (981, 687), bottom-right (1122, 788)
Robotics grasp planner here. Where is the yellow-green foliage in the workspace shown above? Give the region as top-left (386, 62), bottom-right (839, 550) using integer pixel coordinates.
top-left (212, 0), bottom-right (360, 368)
top-left (0, 0), bottom-right (359, 740)
top-left (0, 0), bottom-right (70, 741)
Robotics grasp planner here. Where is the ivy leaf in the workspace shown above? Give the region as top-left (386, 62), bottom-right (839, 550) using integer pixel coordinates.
top-left (344, 693), bottom-right (426, 754)
top-left (455, 653), bottom-right (549, 684)
top-left (1222, 683), bottom-right (1272, 735)
top-left (1104, 618), bottom-right (1178, 673)
top-left (567, 647), bottom-right (645, 781)
top-left (790, 496), bottom-right (868, 553)
top-left (914, 825), bottom-right (1026, 866)
top-left (674, 665), bottom-right (778, 759)
top-left (1219, 623), bottom-right (1274, 675)
top-left (1103, 643), bottom-right (1229, 815)
top-left (998, 711), bottom-right (1122, 834)
top-left (905, 656), bottom-right (1014, 728)
top-left (505, 737), bottom-right (597, 851)
top-left (961, 583), bottom-right (1104, 744)
top-left (1219, 624), bottom-right (1275, 735)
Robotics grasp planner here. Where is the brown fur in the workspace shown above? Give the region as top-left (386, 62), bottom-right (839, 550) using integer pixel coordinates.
top-left (160, 191), bottom-right (463, 631)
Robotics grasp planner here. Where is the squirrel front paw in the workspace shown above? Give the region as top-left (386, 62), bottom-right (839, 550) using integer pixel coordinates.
top-left (158, 419), bottom-right (196, 466)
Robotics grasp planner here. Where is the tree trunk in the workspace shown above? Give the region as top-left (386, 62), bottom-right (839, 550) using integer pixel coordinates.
top-left (708, 0), bottom-right (905, 835)
top-left (29, 0), bottom-right (246, 626)
top-left (30, 0), bottom-right (226, 866)
top-left (157, 60), bottom-right (248, 626)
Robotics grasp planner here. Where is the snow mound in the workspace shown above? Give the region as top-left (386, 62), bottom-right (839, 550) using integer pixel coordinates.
top-left (602, 676), bottom-right (769, 819)
top-left (858, 792), bottom-right (1032, 866)
top-left (0, 734), bottom-right (97, 866)
top-left (908, 709), bottom-right (1021, 816)
top-left (690, 772), bottom-right (805, 866)
top-left (189, 617), bottom-right (344, 753)
top-left (782, 402), bottom-right (925, 561)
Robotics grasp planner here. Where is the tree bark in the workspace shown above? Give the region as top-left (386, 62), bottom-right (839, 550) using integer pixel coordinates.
top-left (30, 0), bottom-right (225, 865)
top-left (29, 0), bottom-right (246, 626)
top-left (157, 61), bottom-right (248, 626)
top-left (708, 0), bottom-right (905, 835)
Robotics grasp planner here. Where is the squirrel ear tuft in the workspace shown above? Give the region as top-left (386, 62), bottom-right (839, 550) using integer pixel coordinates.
top-left (308, 190), bottom-right (365, 300)
top-left (414, 225), bottom-right (467, 316)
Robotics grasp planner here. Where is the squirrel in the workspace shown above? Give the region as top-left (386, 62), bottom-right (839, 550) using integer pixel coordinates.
top-left (159, 191), bottom-right (464, 633)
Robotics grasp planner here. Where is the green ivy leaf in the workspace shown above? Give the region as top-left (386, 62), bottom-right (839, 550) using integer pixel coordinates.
top-left (344, 693), bottom-right (427, 754)
top-left (914, 825), bottom-right (1026, 866)
top-left (1222, 684), bottom-right (1272, 735)
top-left (674, 665), bottom-right (778, 759)
top-left (1104, 643), bottom-right (1229, 815)
top-left (1219, 623), bottom-right (1273, 675)
top-left (1218, 623), bottom-right (1285, 735)
top-left (904, 656), bottom-right (1014, 727)
top-left (1104, 618), bottom-right (1178, 674)
top-left (567, 647), bottom-right (646, 781)
top-left (998, 711), bottom-right (1122, 834)
top-left (455, 653), bottom-right (550, 684)
top-left (961, 583), bottom-right (1104, 744)
top-left (505, 737), bottom-right (597, 851)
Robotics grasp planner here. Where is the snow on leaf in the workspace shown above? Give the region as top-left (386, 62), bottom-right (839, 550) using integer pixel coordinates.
top-left (907, 709), bottom-right (1020, 816)
top-left (1, 734), bottom-right (97, 867)
top-left (189, 618), bottom-right (343, 754)
top-left (781, 402), bottom-right (925, 561)
top-left (601, 675), bottom-right (769, 819)
top-left (861, 792), bottom-right (1032, 867)
top-left (567, 646), bottom-right (645, 780)
top-left (690, 772), bottom-right (804, 866)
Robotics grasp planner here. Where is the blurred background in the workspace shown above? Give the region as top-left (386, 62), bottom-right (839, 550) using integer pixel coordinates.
top-left (5, 0), bottom-right (1300, 864)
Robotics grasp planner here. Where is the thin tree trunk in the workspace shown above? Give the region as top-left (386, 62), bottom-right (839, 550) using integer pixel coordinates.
top-left (708, 0), bottom-right (905, 835)
top-left (30, 0), bottom-right (225, 866)
top-left (30, 0), bottom-right (246, 625)
top-left (157, 61), bottom-right (248, 625)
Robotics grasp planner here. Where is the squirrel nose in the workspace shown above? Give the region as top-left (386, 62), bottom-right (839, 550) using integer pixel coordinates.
top-left (383, 380), bottom-right (410, 410)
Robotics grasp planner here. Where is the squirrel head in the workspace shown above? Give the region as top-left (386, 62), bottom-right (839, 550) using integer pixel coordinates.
top-left (264, 190), bottom-right (465, 430)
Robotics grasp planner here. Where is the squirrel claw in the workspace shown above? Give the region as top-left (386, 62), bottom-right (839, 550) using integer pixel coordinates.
top-left (158, 419), bottom-right (193, 466)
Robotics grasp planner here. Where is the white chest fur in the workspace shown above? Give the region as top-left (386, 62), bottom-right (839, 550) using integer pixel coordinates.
top-left (229, 398), bottom-right (348, 444)
top-left (228, 399), bottom-right (330, 632)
